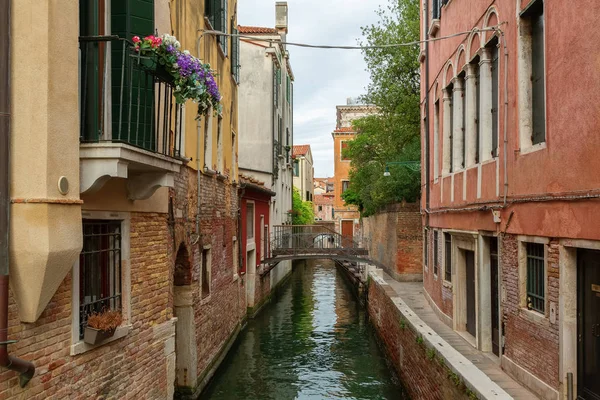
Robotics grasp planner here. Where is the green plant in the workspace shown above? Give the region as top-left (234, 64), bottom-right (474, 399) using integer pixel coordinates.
top-left (291, 187), bottom-right (314, 225)
top-left (399, 318), bottom-right (406, 329)
top-left (426, 347), bottom-right (436, 361)
top-left (447, 371), bottom-right (461, 387)
top-left (466, 388), bottom-right (478, 400)
top-left (415, 335), bottom-right (423, 345)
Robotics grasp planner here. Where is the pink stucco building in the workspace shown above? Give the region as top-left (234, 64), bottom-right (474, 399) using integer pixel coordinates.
top-left (420, 1), bottom-right (600, 399)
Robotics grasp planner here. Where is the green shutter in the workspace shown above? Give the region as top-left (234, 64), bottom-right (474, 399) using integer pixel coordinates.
top-left (531, 11), bottom-right (545, 145)
top-left (231, 23), bottom-right (239, 82)
top-left (220, 0), bottom-right (228, 55)
top-left (111, 0), bottom-right (155, 150)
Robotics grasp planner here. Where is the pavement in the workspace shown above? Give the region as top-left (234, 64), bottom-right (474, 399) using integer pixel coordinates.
top-left (381, 274), bottom-right (538, 399)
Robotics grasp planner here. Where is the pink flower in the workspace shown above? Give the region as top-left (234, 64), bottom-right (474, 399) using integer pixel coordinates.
top-left (132, 36), bottom-right (140, 43)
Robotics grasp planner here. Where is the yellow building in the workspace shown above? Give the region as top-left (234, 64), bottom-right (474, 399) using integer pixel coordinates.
top-left (2, 0), bottom-right (243, 398)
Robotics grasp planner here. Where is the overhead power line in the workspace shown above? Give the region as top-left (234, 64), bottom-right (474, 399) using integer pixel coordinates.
top-left (199, 24), bottom-right (505, 50)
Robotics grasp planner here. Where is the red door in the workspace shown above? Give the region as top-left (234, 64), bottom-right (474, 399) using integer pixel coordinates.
top-left (341, 220), bottom-right (353, 248)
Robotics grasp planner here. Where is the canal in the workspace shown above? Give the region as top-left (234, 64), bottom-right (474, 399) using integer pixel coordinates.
top-left (201, 259), bottom-right (408, 399)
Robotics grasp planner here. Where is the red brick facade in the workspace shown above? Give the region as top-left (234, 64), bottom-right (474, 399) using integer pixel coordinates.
top-left (1, 213), bottom-right (174, 400)
top-left (368, 277), bottom-right (468, 400)
top-left (423, 229), bottom-right (453, 319)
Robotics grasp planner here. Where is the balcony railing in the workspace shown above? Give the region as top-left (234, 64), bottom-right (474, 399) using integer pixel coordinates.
top-left (79, 36), bottom-right (182, 158)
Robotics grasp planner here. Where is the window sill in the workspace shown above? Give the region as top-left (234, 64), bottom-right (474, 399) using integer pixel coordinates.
top-left (433, 273), bottom-right (438, 281)
top-left (217, 43), bottom-right (227, 60)
top-left (519, 308), bottom-right (548, 326)
top-left (519, 142), bottom-right (547, 156)
top-left (203, 167), bottom-right (217, 176)
top-left (443, 280), bottom-right (453, 289)
top-left (233, 273), bottom-right (239, 282)
top-left (428, 20), bottom-right (440, 37)
top-left (71, 325), bottom-right (132, 356)
top-left (200, 294), bottom-right (212, 306)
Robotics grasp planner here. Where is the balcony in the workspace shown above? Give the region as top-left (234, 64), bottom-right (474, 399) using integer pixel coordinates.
top-left (79, 36), bottom-right (183, 200)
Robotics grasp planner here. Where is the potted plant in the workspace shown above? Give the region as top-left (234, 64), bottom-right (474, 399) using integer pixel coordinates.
top-left (84, 309), bottom-right (123, 345)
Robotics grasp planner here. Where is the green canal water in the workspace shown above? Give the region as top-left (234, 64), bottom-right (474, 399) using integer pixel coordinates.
top-left (201, 259), bottom-right (408, 400)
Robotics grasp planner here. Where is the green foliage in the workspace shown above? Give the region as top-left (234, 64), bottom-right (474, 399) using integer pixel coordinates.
top-left (399, 318), bottom-right (406, 329)
top-left (415, 335), bottom-right (424, 345)
top-left (291, 187), bottom-right (314, 225)
top-left (343, 0), bottom-right (421, 216)
top-left (426, 347), bottom-right (436, 361)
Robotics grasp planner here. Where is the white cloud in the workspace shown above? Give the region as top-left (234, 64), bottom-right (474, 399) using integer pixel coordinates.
top-left (239, 0), bottom-right (387, 177)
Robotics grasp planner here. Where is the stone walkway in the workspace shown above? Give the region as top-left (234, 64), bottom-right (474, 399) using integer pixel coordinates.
top-left (382, 274), bottom-right (538, 399)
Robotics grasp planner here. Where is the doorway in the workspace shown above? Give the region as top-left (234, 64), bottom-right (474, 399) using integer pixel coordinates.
top-left (341, 220), bottom-right (353, 248)
top-left (577, 249), bottom-right (600, 400)
top-left (466, 250), bottom-right (476, 337)
top-left (490, 238), bottom-right (500, 356)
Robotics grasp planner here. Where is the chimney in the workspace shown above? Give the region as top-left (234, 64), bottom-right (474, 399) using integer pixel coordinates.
top-left (275, 2), bottom-right (288, 34)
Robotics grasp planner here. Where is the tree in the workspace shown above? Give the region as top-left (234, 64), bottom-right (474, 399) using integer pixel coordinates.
top-left (291, 187), bottom-right (314, 225)
top-left (342, 0), bottom-right (421, 217)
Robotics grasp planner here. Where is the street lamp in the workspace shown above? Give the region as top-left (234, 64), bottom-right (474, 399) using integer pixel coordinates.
top-left (382, 161), bottom-right (421, 177)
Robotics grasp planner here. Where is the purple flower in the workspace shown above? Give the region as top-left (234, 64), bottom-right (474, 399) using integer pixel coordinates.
top-left (166, 45), bottom-right (175, 54)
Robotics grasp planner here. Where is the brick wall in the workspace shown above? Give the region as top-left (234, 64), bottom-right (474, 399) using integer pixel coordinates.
top-left (423, 229), bottom-right (453, 319)
top-left (0, 213), bottom-right (174, 400)
top-left (501, 235), bottom-right (559, 390)
top-left (362, 203), bottom-right (422, 281)
top-left (367, 276), bottom-right (468, 400)
top-left (171, 167), bottom-right (247, 394)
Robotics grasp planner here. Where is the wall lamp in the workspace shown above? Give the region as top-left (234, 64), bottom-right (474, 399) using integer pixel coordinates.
top-left (383, 161), bottom-right (421, 177)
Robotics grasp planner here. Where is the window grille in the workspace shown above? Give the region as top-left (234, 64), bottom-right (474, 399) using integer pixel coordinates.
top-left (79, 220), bottom-right (122, 339)
top-left (526, 242), bottom-right (545, 313)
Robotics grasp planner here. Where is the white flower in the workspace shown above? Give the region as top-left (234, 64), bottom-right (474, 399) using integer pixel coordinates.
top-left (183, 50), bottom-right (190, 55)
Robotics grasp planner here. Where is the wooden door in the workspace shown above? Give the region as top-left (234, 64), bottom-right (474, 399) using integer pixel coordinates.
top-left (466, 251), bottom-right (476, 337)
top-left (578, 249), bottom-right (600, 400)
top-left (490, 238), bottom-right (500, 356)
top-left (341, 220), bottom-right (353, 248)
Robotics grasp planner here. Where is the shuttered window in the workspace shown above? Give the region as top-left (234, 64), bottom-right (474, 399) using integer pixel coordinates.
top-left (220, 0), bottom-right (228, 56)
top-left (433, 231), bottom-right (439, 276)
top-left (231, 21), bottom-right (240, 83)
top-left (474, 58), bottom-right (480, 164)
top-left (444, 233), bottom-right (452, 282)
top-left (424, 229), bottom-right (429, 268)
top-left (447, 83), bottom-right (454, 172)
top-left (490, 39), bottom-right (499, 157)
top-left (530, 6), bottom-right (545, 145)
top-left (432, 0), bottom-right (441, 20)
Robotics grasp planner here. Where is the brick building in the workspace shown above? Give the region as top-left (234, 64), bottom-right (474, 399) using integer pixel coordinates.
top-left (332, 100), bottom-right (377, 240)
top-left (420, 1), bottom-right (600, 399)
top-left (292, 145), bottom-right (314, 202)
top-left (313, 194), bottom-right (335, 222)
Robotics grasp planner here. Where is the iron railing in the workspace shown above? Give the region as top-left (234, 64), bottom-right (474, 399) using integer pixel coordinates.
top-left (269, 225), bottom-right (367, 258)
top-left (79, 35), bottom-right (183, 158)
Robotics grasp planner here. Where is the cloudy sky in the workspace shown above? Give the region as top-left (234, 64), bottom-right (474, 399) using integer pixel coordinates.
top-left (238, 0), bottom-right (388, 178)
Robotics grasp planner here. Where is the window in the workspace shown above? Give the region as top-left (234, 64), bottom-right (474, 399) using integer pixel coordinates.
top-left (206, 0), bottom-right (228, 55)
top-left (424, 229), bottom-right (429, 268)
top-left (79, 220), bottom-right (122, 339)
top-left (490, 39), bottom-right (499, 157)
top-left (453, 74), bottom-right (465, 171)
top-left (474, 58), bottom-right (480, 163)
top-left (274, 67), bottom-right (280, 106)
top-left (530, 4), bottom-right (545, 145)
top-left (201, 247), bottom-right (211, 298)
top-left (432, 0), bottom-right (442, 20)
top-left (433, 231), bottom-right (439, 276)
top-left (217, 116), bottom-right (223, 173)
top-left (518, 0), bottom-right (546, 149)
top-left (286, 128), bottom-right (290, 163)
top-left (263, 223), bottom-right (268, 260)
top-left (341, 180), bottom-right (349, 194)
top-left (442, 84), bottom-right (453, 173)
top-left (318, 205), bottom-right (323, 211)
top-left (231, 21), bottom-right (240, 82)
top-left (246, 202), bottom-right (255, 241)
top-left (293, 160), bottom-right (299, 176)
top-left (444, 232), bottom-right (452, 282)
top-left (341, 140), bottom-right (350, 161)
top-left (526, 242), bottom-right (545, 313)
top-left (260, 216), bottom-right (265, 261)
top-left (286, 75), bottom-right (291, 103)
top-left (204, 113), bottom-right (213, 169)
top-left (231, 131), bottom-right (236, 179)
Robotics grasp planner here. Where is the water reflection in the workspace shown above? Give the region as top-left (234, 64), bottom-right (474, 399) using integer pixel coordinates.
top-left (201, 260), bottom-right (408, 400)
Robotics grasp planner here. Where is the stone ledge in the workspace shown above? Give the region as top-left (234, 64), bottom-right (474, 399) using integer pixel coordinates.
top-left (369, 272), bottom-right (512, 400)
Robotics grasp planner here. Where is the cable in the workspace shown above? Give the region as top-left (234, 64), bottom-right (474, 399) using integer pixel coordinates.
top-left (199, 24), bottom-right (505, 50)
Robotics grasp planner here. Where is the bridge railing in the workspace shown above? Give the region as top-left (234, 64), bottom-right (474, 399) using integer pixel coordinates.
top-left (269, 225), bottom-right (366, 258)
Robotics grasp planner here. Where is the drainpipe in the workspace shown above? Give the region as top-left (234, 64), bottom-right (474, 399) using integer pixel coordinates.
top-left (501, 30), bottom-right (508, 205)
top-left (0, 0), bottom-right (35, 387)
top-left (424, 0), bottom-right (431, 224)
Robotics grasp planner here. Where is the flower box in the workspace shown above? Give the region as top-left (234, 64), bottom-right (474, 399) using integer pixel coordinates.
top-left (131, 52), bottom-right (174, 84)
top-left (83, 326), bottom-right (116, 345)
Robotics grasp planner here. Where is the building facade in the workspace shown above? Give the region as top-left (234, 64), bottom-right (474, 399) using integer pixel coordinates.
top-left (1, 1), bottom-right (188, 398)
top-left (292, 145), bottom-right (314, 202)
top-left (313, 194), bottom-right (335, 222)
top-left (420, 1), bottom-right (599, 399)
top-left (332, 100), bottom-right (377, 241)
top-left (238, 4), bottom-right (294, 304)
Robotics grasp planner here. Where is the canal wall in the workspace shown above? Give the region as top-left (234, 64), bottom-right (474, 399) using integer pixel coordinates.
top-left (367, 271), bottom-right (511, 400)
top-left (361, 203), bottom-right (422, 282)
